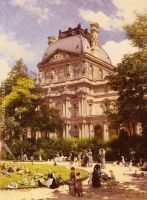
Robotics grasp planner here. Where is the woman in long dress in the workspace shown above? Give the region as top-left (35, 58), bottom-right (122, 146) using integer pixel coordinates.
top-left (91, 164), bottom-right (102, 188)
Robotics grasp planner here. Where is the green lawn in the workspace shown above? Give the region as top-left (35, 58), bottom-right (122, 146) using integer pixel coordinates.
top-left (0, 162), bottom-right (88, 189)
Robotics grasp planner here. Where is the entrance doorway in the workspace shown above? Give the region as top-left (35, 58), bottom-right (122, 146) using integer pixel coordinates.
top-left (94, 124), bottom-right (103, 142)
top-left (70, 125), bottom-right (79, 138)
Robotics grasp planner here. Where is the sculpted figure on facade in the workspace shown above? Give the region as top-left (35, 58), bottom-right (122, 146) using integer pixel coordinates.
top-left (91, 31), bottom-right (98, 48)
top-left (74, 64), bottom-right (81, 79)
top-left (66, 64), bottom-right (73, 79)
top-left (88, 65), bottom-right (93, 80)
top-left (82, 61), bottom-right (88, 76)
top-left (90, 23), bottom-right (99, 49)
top-left (50, 69), bottom-right (57, 82)
top-left (96, 67), bottom-right (103, 80)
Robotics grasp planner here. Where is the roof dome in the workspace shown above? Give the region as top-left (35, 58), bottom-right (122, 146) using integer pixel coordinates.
top-left (41, 34), bottom-right (111, 64)
top-left (90, 46), bottom-right (111, 64)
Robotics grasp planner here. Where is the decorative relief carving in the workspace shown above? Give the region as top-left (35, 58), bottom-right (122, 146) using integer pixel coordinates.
top-left (49, 52), bottom-right (70, 63)
top-left (88, 65), bottom-right (93, 79)
top-left (66, 64), bottom-right (73, 79)
top-left (50, 69), bottom-right (57, 82)
top-left (82, 61), bottom-right (88, 76)
top-left (74, 64), bottom-right (81, 79)
top-left (96, 67), bottom-right (103, 80)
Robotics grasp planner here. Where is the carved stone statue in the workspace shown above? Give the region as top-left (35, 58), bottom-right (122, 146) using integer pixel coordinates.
top-left (82, 62), bottom-right (88, 75)
top-left (50, 69), bottom-right (57, 82)
top-left (88, 65), bottom-right (93, 79)
top-left (90, 23), bottom-right (99, 48)
top-left (66, 64), bottom-right (73, 79)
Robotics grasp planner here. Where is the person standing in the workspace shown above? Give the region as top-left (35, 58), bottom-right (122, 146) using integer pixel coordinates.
top-left (69, 167), bottom-right (76, 196)
top-left (99, 148), bottom-right (106, 168)
top-left (88, 149), bottom-right (93, 167)
top-left (75, 172), bottom-right (83, 197)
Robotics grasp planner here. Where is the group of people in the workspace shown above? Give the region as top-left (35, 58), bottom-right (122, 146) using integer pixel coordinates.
top-left (68, 149), bottom-right (94, 167)
top-left (69, 167), bottom-right (83, 197)
top-left (68, 163), bottom-right (116, 197)
top-left (38, 172), bottom-right (62, 189)
top-left (0, 163), bottom-right (63, 189)
top-left (0, 163), bottom-right (30, 177)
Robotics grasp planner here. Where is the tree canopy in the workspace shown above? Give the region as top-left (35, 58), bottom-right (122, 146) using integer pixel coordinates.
top-left (108, 13), bottom-right (147, 135)
top-left (125, 13), bottom-right (147, 48)
top-left (0, 59), bottom-right (63, 141)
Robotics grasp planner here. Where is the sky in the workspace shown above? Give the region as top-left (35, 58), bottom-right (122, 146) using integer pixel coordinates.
top-left (0, 0), bottom-right (147, 82)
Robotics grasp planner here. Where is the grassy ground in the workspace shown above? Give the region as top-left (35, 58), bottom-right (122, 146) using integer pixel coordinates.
top-left (0, 162), bottom-right (88, 189)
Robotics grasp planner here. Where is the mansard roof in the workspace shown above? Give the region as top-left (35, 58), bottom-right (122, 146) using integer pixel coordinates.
top-left (39, 24), bottom-right (111, 65)
top-left (42, 34), bottom-right (90, 62)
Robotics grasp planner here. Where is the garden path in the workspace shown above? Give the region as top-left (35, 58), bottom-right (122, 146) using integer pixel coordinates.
top-left (0, 162), bottom-right (147, 200)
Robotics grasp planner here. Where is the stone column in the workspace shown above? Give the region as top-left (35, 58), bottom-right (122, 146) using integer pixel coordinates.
top-left (79, 125), bottom-right (82, 138)
top-left (103, 123), bottom-right (109, 142)
top-left (85, 124), bottom-right (89, 138)
top-left (65, 99), bottom-right (67, 118)
top-left (63, 101), bottom-right (65, 117)
top-left (63, 124), bottom-right (66, 138)
top-left (87, 124), bottom-right (90, 138)
top-left (66, 124), bottom-right (71, 138)
top-left (64, 100), bottom-right (67, 118)
top-left (81, 98), bottom-right (84, 116)
top-left (81, 124), bottom-right (85, 138)
top-left (84, 99), bottom-right (87, 116)
top-left (89, 124), bottom-right (93, 138)
top-left (79, 100), bottom-right (82, 116)
top-left (136, 122), bottom-right (143, 135)
top-left (66, 98), bottom-right (70, 118)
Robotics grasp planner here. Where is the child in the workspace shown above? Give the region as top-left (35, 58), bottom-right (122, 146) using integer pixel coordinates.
top-left (69, 167), bottom-right (76, 196)
top-left (75, 172), bottom-right (83, 197)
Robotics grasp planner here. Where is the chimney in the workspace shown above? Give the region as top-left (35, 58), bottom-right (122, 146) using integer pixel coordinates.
top-left (90, 23), bottom-right (100, 49)
top-left (48, 36), bottom-right (56, 45)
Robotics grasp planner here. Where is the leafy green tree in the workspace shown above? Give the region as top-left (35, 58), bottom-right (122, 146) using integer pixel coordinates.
top-left (0, 59), bottom-right (63, 142)
top-left (125, 13), bottom-right (147, 48)
top-left (107, 13), bottom-right (147, 135)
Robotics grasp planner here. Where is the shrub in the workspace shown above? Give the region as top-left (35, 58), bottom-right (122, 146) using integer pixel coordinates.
top-left (4, 137), bottom-right (103, 161)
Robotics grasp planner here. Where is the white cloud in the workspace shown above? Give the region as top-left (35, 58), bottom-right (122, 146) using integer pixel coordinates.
top-left (113, 0), bottom-right (147, 25)
top-left (102, 39), bottom-right (138, 65)
top-left (45, 0), bottom-right (62, 5)
top-left (0, 31), bottom-right (37, 62)
top-left (79, 0), bottom-right (147, 31)
top-left (79, 9), bottom-right (121, 31)
top-left (0, 59), bottom-right (11, 83)
top-left (11, 0), bottom-right (49, 23)
top-left (0, 30), bottom-right (39, 83)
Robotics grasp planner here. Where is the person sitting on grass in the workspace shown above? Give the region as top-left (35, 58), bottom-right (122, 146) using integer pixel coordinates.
top-left (7, 182), bottom-right (18, 189)
top-left (37, 173), bottom-right (60, 189)
top-left (91, 164), bottom-right (102, 188)
top-left (47, 173), bottom-right (59, 189)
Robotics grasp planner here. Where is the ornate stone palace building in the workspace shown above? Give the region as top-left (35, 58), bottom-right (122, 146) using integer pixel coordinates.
top-left (37, 23), bottom-right (117, 142)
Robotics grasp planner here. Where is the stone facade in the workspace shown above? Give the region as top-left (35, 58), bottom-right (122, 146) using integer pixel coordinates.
top-left (37, 23), bottom-right (117, 142)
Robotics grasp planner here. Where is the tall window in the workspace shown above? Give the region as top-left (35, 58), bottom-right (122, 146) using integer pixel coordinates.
top-left (89, 103), bottom-right (93, 115)
top-left (72, 103), bottom-right (79, 117)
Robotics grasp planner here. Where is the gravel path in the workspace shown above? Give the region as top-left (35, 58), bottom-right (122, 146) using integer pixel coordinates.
top-left (0, 163), bottom-right (147, 200)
